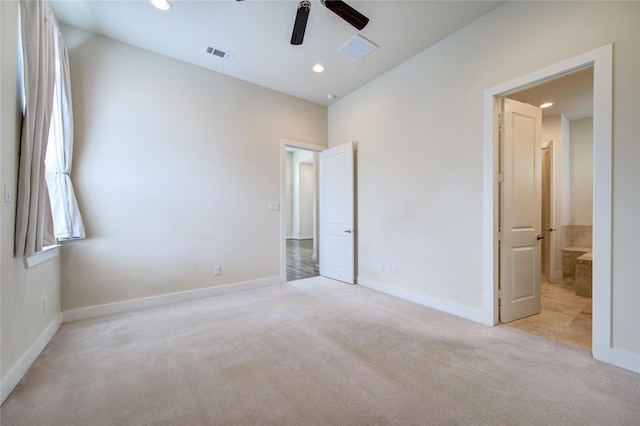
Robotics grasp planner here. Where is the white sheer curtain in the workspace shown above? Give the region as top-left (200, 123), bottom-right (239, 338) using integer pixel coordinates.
top-left (15, 0), bottom-right (56, 257)
top-left (44, 27), bottom-right (85, 241)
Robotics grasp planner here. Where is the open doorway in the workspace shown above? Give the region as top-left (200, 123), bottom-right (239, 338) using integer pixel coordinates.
top-left (502, 68), bottom-right (594, 351)
top-left (285, 146), bottom-right (320, 281)
top-left (280, 139), bottom-right (357, 285)
top-left (483, 44), bottom-right (612, 363)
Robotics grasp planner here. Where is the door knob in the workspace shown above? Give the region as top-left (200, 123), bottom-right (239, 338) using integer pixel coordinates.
top-left (344, 229), bottom-right (352, 233)
top-left (537, 234), bottom-right (544, 240)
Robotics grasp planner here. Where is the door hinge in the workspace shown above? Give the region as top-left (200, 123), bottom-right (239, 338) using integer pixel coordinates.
top-left (498, 113), bottom-right (504, 126)
top-left (497, 173), bottom-right (504, 183)
top-left (498, 289), bottom-right (503, 300)
top-left (497, 231), bottom-right (503, 241)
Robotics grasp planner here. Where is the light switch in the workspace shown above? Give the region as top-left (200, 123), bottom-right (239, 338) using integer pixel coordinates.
top-left (4, 182), bottom-right (11, 203)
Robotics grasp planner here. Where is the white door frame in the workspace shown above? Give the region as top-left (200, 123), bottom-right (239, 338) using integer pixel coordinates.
top-left (280, 138), bottom-right (325, 281)
top-left (482, 44), bottom-right (612, 363)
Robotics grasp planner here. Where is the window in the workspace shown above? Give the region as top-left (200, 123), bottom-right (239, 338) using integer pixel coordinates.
top-left (15, 0), bottom-right (84, 258)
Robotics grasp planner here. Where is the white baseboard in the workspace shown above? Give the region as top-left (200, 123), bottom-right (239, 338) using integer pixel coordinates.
top-left (358, 277), bottom-right (640, 374)
top-left (550, 269), bottom-right (563, 284)
top-left (63, 276), bottom-right (284, 322)
top-left (2, 276), bottom-right (637, 405)
top-left (609, 348), bottom-right (640, 374)
top-left (1, 313), bottom-right (63, 405)
top-left (357, 277), bottom-right (489, 325)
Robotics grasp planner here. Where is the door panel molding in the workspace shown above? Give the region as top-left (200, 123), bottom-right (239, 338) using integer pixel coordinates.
top-left (319, 142), bottom-right (355, 284)
top-left (500, 98), bottom-right (542, 323)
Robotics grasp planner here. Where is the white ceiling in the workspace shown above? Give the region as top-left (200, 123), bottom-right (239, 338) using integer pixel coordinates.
top-left (508, 67), bottom-right (594, 122)
top-left (49, 0), bottom-right (504, 106)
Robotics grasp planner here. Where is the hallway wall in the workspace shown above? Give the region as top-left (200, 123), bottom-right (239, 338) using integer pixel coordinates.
top-left (291, 150), bottom-right (314, 240)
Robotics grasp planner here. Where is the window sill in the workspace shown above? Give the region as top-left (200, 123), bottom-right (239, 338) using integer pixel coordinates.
top-left (25, 244), bottom-right (62, 268)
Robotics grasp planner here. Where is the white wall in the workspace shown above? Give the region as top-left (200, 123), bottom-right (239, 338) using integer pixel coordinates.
top-left (561, 115), bottom-right (571, 227)
top-left (59, 26), bottom-right (327, 312)
top-left (542, 116), bottom-right (561, 150)
top-left (285, 151), bottom-right (293, 238)
top-left (329, 1), bottom-right (639, 357)
top-left (1, 0), bottom-right (62, 401)
top-left (297, 163), bottom-right (314, 239)
top-left (569, 117), bottom-right (593, 225)
top-left (291, 150), bottom-right (314, 240)
top-left (285, 150), bottom-right (314, 240)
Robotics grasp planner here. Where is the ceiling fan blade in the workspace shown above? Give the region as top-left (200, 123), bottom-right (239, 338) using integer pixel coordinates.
top-left (291, 1), bottom-right (311, 45)
top-left (321, 0), bottom-right (369, 31)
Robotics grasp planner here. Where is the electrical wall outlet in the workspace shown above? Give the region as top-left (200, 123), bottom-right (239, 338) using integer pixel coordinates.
top-left (213, 265), bottom-right (221, 276)
top-left (380, 263), bottom-right (398, 275)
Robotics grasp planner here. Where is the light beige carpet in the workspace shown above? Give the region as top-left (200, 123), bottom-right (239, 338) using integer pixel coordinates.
top-left (1, 276), bottom-right (639, 425)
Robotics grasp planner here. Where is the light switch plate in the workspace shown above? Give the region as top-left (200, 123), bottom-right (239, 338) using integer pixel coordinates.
top-left (4, 182), bottom-right (11, 203)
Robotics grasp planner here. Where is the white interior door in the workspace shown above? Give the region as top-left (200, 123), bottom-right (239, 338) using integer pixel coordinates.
top-left (319, 142), bottom-right (354, 284)
top-left (500, 98), bottom-right (542, 323)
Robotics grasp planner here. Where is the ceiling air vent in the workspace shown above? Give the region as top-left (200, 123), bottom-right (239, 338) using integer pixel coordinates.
top-left (338, 34), bottom-right (378, 61)
top-left (205, 45), bottom-right (235, 62)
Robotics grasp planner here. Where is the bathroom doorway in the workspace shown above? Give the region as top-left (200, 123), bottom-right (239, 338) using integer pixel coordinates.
top-left (502, 68), bottom-right (595, 351)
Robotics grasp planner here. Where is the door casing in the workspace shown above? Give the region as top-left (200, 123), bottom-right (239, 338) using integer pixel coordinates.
top-left (280, 139), bottom-right (325, 281)
top-left (482, 44), bottom-right (612, 364)
top-left (280, 139), bottom-right (356, 285)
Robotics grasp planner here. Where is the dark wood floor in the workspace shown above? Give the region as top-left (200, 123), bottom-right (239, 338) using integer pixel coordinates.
top-left (286, 239), bottom-right (319, 281)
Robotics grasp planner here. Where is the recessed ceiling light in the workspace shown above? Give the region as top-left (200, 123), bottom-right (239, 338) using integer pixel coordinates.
top-left (150, 0), bottom-right (172, 11)
top-left (327, 94), bottom-right (337, 100)
top-left (312, 64), bottom-right (325, 73)
top-left (540, 102), bottom-right (554, 109)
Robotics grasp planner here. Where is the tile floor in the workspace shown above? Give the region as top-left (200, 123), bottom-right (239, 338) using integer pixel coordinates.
top-left (503, 277), bottom-right (592, 351)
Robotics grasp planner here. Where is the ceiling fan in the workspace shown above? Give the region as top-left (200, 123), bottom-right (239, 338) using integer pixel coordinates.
top-left (291, 0), bottom-right (369, 45)
top-left (237, 0), bottom-right (370, 46)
